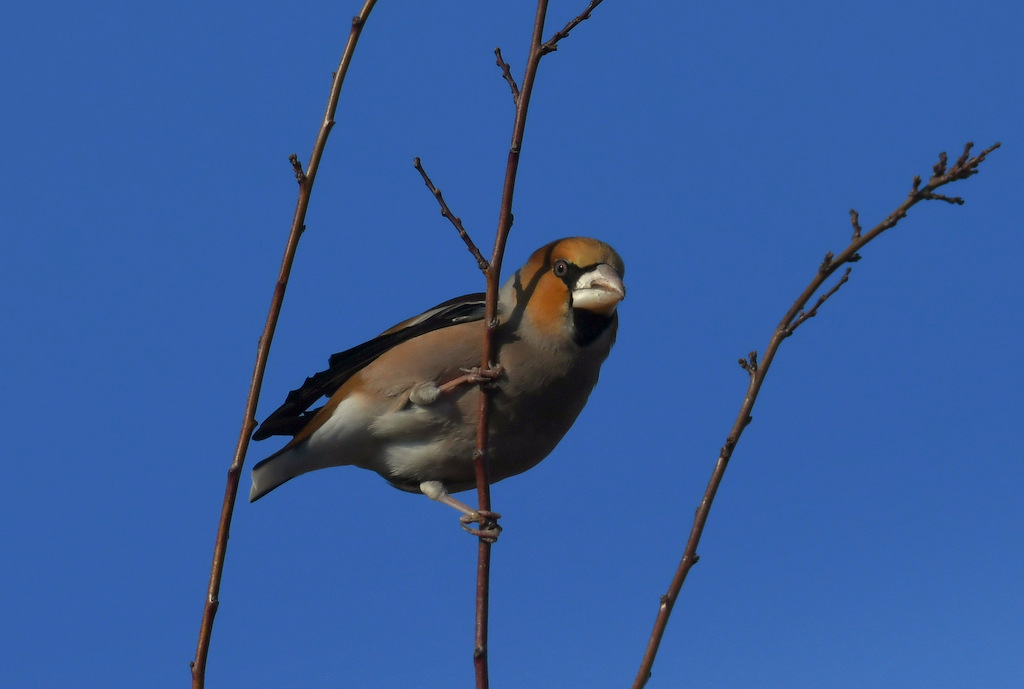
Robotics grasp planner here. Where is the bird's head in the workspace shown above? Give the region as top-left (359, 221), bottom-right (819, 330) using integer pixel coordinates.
top-left (502, 237), bottom-right (625, 346)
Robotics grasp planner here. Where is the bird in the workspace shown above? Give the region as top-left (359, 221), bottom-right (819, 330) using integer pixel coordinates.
top-left (249, 237), bottom-right (625, 522)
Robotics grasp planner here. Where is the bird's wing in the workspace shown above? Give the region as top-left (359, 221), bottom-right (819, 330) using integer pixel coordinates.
top-left (253, 293), bottom-right (486, 440)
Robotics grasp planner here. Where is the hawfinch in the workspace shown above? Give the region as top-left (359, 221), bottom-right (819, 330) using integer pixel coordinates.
top-left (250, 237), bottom-right (625, 517)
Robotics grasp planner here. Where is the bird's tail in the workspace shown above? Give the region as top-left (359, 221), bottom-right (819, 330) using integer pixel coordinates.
top-left (250, 445), bottom-right (318, 502)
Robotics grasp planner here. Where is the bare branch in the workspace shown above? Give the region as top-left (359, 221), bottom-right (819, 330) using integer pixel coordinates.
top-left (466, 1), bottom-right (608, 685)
top-left (844, 143), bottom-right (1000, 260)
top-left (413, 157), bottom-right (490, 272)
top-left (190, 3), bottom-right (380, 687)
top-left (631, 142), bottom-right (1000, 689)
top-left (494, 47), bottom-right (520, 103)
top-left (469, 6), bottom-right (557, 688)
top-left (540, 0), bottom-right (605, 54)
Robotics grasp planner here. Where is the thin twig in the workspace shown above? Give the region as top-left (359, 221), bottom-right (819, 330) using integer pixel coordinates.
top-left (788, 267), bottom-right (852, 333)
top-left (540, 0), bottom-right (604, 54)
top-left (631, 142), bottom-right (1000, 689)
top-left (189, 2), bottom-right (379, 687)
top-left (413, 157), bottom-right (489, 272)
top-left (849, 209), bottom-right (862, 239)
top-left (289, 154), bottom-right (306, 182)
top-left (494, 48), bottom-right (520, 103)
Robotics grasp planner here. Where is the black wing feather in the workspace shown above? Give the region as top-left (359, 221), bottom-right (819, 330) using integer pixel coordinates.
top-left (252, 293), bottom-right (486, 440)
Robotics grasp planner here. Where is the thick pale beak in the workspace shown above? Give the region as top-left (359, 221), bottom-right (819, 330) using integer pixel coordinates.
top-left (571, 264), bottom-right (626, 315)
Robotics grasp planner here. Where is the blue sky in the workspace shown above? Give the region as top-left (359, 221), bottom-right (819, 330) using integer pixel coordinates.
top-left (2, 1), bottom-right (1021, 687)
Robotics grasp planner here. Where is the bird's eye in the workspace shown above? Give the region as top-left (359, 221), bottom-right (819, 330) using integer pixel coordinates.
top-left (553, 259), bottom-right (570, 277)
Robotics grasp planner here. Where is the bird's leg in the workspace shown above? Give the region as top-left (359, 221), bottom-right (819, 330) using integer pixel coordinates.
top-left (419, 480), bottom-right (478, 515)
top-left (419, 480), bottom-right (502, 542)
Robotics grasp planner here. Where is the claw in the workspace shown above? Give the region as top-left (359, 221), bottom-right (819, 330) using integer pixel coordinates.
top-left (461, 364), bottom-right (504, 383)
top-left (460, 510), bottom-right (503, 543)
top-left (436, 365), bottom-right (505, 394)
top-left (420, 481), bottom-right (503, 541)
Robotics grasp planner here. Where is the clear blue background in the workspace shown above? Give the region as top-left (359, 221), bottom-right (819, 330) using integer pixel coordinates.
top-left (2, 1), bottom-right (1020, 687)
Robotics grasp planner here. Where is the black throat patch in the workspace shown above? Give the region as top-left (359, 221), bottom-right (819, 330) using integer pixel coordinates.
top-left (571, 307), bottom-right (614, 347)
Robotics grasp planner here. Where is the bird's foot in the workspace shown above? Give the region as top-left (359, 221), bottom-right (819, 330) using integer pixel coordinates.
top-left (420, 481), bottom-right (503, 542)
top-left (460, 510), bottom-right (503, 543)
top-left (436, 365), bottom-right (505, 394)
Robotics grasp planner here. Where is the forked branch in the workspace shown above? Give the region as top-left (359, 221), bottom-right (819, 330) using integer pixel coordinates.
top-left (423, 1), bottom-right (609, 687)
top-left (631, 142), bottom-right (1000, 689)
